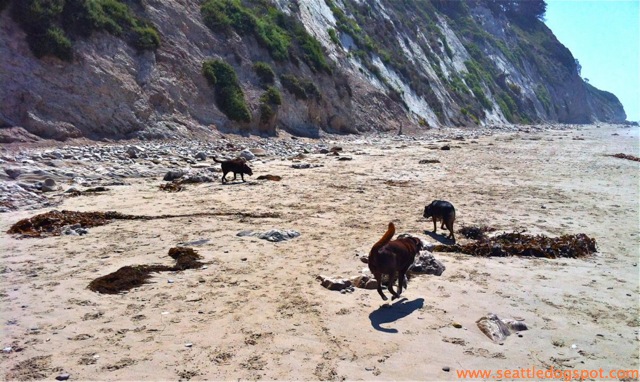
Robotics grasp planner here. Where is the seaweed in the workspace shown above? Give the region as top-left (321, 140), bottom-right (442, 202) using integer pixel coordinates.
top-left (606, 153), bottom-right (640, 162)
top-left (433, 232), bottom-right (596, 258)
top-left (8, 210), bottom-right (282, 238)
top-left (459, 225), bottom-right (496, 240)
top-left (88, 247), bottom-right (205, 294)
top-left (7, 210), bottom-right (143, 238)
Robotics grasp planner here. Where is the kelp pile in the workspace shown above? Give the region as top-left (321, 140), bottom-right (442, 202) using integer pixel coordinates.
top-left (8, 210), bottom-right (282, 238)
top-left (159, 182), bottom-right (184, 192)
top-left (66, 187), bottom-right (110, 197)
top-left (459, 225), bottom-right (496, 240)
top-left (607, 153), bottom-right (640, 162)
top-left (434, 232), bottom-right (597, 258)
top-left (88, 247), bottom-right (205, 294)
top-left (7, 210), bottom-right (145, 238)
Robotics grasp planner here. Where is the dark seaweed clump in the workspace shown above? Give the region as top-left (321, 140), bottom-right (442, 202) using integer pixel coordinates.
top-left (89, 247), bottom-right (205, 294)
top-left (607, 153), bottom-right (640, 162)
top-left (459, 225), bottom-right (497, 240)
top-left (7, 210), bottom-right (143, 238)
top-left (434, 232), bottom-right (597, 258)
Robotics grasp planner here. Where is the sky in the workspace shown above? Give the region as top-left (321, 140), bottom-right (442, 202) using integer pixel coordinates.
top-left (544, 0), bottom-right (639, 121)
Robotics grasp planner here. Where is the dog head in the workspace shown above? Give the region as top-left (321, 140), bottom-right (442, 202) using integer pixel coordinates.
top-left (423, 203), bottom-right (434, 219)
top-left (242, 163), bottom-right (253, 176)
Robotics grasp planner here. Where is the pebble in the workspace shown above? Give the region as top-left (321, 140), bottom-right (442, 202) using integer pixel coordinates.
top-left (55, 373), bottom-right (70, 381)
top-left (185, 343), bottom-right (193, 348)
top-left (442, 366), bottom-right (450, 372)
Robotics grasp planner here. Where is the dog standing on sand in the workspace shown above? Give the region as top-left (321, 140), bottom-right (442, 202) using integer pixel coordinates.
top-left (368, 222), bottom-right (424, 301)
top-left (423, 200), bottom-right (456, 242)
top-left (213, 157), bottom-right (253, 183)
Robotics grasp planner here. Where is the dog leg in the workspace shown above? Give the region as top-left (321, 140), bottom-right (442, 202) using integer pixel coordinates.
top-left (222, 171), bottom-right (228, 184)
top-left (432, 217), bottom-right (438, 233)
top-left (241, 173), bottom-right (245, 182)
top-left (445, 219), bottom-right (455, 242)
top-left (374, 272), bottom-right (388, 301)
top-left (388, 273), bottom-right (400, 300)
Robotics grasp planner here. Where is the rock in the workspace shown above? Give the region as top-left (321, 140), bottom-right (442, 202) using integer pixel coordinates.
top-left (239, 149), bottom-right (255, 161)
top-left (442, 366), bottom-right (450, 372)
top-left (317, 275), bottom-right (353, 291)
top-left (126, 146), bottom-right (143, 158)
top-left (4, 168), bottom-right (21, 179)
top-left (163, 170), bottom-right (185, 181)
top-left (349, 275), bottom-right (377, 289)
top-left (195, 152), bottom-right (208, 161)
top-left (419, 159), bottom-right (440, 164)
top-left (41, 178), bottom-right (57, 192)
top-left (476, 313), bottom-right (528, 342)
top-left (257, 229), bottom-right (300, 242)
top-left (236, 230), bottom-right (256, 237)
top-left (440, 145), bottom-right (451, 150)
top-left (337, 156), bottom-right (352, 161)
top-left (452, 322), bottom-right (462, 328)
top-left (251, 148), bottom-right (268, 157)
top-left (55, 373), bottom-right (70, 381)
top-left (410, 253), bottom-right (446, 276)
top-left (292, 163), bottom-right (311, 169)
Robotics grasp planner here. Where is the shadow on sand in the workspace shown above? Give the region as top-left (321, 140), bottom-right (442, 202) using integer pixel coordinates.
top-left (369, 298), bottom-right (424, 333)
top-left (423, 230), bottom-right (455, 245)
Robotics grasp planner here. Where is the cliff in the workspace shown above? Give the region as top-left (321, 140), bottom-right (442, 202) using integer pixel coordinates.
top-left (0, 0), bottom-right (627, 142)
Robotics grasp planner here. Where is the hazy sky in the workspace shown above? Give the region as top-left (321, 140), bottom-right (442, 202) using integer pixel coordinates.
top-left (544, 0), bottom-right (639, 121)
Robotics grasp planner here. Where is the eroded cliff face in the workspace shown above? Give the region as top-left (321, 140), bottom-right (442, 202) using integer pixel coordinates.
top-left (0, 0), bottom-right (626, 142)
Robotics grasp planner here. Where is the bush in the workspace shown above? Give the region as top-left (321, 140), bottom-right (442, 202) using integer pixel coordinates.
top-left (202, 59), bottom-right (251, 122)
top-left (28, 26), bottom-right (73, 60)
top-left (260, 86), bottom-right (282, 105)
top-left (10, 0), bottom-right (160, 60)
top-left (253, 61), bottom-right (275, 86)
top-left (0, 0), bottom-right (10, 13)
top-left (327, 28), bottom-right (340, 45)
top-left (280, 74), bottom-right (320, 100)
top-left (259, 103), bottom-right (275, 124)
top-left (132, 25), bottom-right (160, 51)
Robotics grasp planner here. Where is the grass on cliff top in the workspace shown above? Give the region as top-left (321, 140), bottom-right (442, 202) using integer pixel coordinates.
top-left (9, 0), bottom-right (160, 61)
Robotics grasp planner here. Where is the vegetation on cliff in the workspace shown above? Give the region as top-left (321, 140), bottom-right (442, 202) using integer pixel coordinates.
top-left (5, 0), bottom-right (160, 60)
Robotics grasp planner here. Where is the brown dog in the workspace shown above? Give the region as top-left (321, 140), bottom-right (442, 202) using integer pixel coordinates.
top-left (368, 222), bottom-right (423, 301)
top-left (213, 157), bottom-right (253, 183)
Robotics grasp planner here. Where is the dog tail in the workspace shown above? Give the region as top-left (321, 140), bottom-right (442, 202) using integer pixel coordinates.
top-left (370, 222), bottom-right (395, 253)
top-left (213, 157), bottom-right (223, 163)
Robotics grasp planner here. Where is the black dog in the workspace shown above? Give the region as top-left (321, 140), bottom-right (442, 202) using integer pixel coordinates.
top-left (213, 157), bottom-right (253, 183)
top-left (423, 200), bottom-right (456, 242)
top-left (368, 222), bottom-right (424, 301)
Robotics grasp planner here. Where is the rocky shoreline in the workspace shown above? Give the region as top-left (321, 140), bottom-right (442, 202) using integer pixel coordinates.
top-left (1, 123), bottom-right (597, 213)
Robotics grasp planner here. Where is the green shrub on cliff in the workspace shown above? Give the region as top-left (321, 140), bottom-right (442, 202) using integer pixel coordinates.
top-left (202, 59), bottom-right (251, 123)
top-left (253, 61), bottom-right (275, 86)
top-left (201, 0), bottom-right (330, 73)
top-left (9, 0), bottom-right (160, 60)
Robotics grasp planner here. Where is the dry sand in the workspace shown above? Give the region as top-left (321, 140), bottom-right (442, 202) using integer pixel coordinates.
top-left (1, 124), bottom-right (638, 381)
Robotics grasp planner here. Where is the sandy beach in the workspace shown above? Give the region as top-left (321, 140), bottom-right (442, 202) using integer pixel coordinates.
top-left (1, 124), bottom-right (638, 381)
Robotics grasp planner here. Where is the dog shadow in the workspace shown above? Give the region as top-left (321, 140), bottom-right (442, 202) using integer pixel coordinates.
top-left (369, 298), bottom-right (424, 333)
top-left (423, 230), bottom-right (455, 244)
